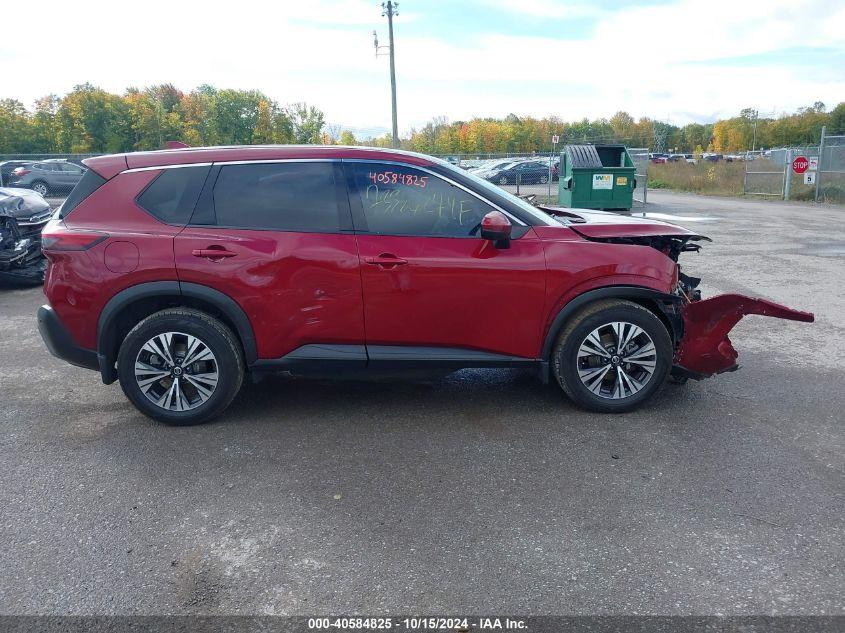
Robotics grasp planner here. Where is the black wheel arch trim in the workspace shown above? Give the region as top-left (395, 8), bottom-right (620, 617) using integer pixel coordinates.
top-left (541, 285), bottom-right (682, 361)
top-left (96, 281), bottom-right (258, 384)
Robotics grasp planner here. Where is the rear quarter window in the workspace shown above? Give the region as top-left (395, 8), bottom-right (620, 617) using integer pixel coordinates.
top-left (59, 169), bottom-right (108, 218)
top-left (136, 165), bottom-right (211, 225)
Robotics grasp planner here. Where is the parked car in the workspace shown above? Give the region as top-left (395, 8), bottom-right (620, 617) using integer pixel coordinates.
top-left (669, 154), bottom-right (697, 165)
top-left (0, 187), bottom-right (51, 284)
top-left (9, 159), bottom-right (87, 196)
top-left (649, 153), bottom-right (669, 164)
top-left (37, 145), bottom-right (813, 425)
top-left (0, 160), bottom-right (35, 187)
top-left (485, 160), bottom-right (550, 185)
top-left (468, 158), bottom-right (517, 174)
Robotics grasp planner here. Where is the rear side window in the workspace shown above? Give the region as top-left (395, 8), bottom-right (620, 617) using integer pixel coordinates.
top-left (211, 162), bottom-right (340, 232)
top-left (59, 169), bottom-right (107, 218)
top-left (136, 165), bottom-right (210, 225)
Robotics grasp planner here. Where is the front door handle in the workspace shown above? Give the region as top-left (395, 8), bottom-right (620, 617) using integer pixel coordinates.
top-left (364, 253), bottom-right (408, 268)
top-left (192, 247), bottom-right (237, 260)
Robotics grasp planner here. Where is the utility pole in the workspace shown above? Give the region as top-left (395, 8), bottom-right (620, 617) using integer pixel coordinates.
top-left (382, 1), bottom-right (399, 148)
top-left (751, 109), bottom-right (758, 153)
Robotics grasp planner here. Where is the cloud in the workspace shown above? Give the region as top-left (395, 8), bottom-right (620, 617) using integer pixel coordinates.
top-left (1, 0), bottom-right (843, 132)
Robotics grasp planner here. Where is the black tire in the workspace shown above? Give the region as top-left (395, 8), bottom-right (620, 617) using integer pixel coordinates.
top-left (498, 175), bottom-right (509, 185)
top-left (31, 181), bottom-right (49, 197)
top-left (552, 299), bottom-right (672, 413)
top-left (539, 174), bottom-right (549, 184)
top-left (117, 308), bottom-right (244, 425)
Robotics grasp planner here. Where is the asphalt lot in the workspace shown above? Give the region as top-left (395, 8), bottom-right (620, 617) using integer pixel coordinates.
top-left (0, 191), bottom-right (843, 615)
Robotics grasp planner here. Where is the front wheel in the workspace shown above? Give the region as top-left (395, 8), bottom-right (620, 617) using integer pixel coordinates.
top-left (498, 175), bottom-right (509, 185)
top-left (117, 308), bottom-right (244, 425)
top-left (539, 174), bottom-right (549, 184)
top-left (552, 299), bottom-right (672, 412)
top-left (31, 181), bottom-right (49, 196)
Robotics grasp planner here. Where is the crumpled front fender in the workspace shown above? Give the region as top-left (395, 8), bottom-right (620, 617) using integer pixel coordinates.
top-left (675, 294), bottom-right (814, 377)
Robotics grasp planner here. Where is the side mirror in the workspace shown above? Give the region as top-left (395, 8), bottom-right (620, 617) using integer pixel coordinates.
top-left (480, 210), bottom-right (512, 248)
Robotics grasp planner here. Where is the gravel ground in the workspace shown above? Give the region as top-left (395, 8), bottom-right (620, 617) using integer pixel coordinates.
top-left (0, 191), bottom-right (842, 615)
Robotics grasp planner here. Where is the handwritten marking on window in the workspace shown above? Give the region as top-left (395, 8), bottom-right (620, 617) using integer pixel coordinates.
top-left (364, 184), bottom-right (481, 226)
top-left (368, 171), bottom-right (428, 188)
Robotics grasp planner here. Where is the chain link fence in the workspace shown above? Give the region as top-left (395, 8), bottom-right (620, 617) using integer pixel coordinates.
top-left (743, 146), bottom-right (826, 201)
top-left (433, 152), bottom-right (560, 199)
top-left (435, 149), bottom-right (650, 206)
top-left (4, 145), bottom-right (841, 205)
top-left (628, 147), bottom-right (648, 206)
top-left (817, 132), bottom-right (845, 204)
top-left (743, 155), bottom-right (788, 197)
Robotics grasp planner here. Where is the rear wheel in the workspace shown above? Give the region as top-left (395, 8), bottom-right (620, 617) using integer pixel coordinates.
top-left (117, 308), bottom-right (244, 425)
top-left (539, 174), bottom-right (549, 184)
top-left (31, 181), bottom-right (48, 196)
top-left (498, 175), bottom-right (509, 185)
top-left (552, 299), bottom-right (672, 412)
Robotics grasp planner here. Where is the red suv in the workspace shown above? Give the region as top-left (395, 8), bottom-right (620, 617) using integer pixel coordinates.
top-left (37, 146), bottom-right (813, 425)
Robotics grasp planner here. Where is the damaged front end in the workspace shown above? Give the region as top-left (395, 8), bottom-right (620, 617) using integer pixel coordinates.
top-left (543, 207), bottom-right (815, 381)
top-left (674, 290), bottom-right (814, 379)
top-left (0, 213), bottom-right (46, 285)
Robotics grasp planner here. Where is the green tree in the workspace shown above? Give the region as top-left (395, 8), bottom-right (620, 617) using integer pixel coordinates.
top-left (30, 95), bottom-right (60, 152)
top-left (0, 99), bottom-right (32, 153)
top-left (829, 102), bottom-right (845, 134)
top-left (339, 130), bottom-right (357, 145)
top-left (287, 102), bottom-right (324, 144)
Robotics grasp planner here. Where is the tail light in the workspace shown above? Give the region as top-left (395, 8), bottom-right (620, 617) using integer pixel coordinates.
top-left (12, 168), bottom-right (31, 177)
top-left (41, 223), bottom-right (108, 251)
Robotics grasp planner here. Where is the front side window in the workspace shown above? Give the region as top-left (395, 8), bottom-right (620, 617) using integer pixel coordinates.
top-left (212, 162), bottom-right (340, 232)
top-left (349, 163), bottom-right (493, 238)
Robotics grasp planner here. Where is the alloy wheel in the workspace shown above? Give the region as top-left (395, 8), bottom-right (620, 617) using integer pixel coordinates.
top-left (134, 331), bottom-right (219, 411)
top-left (576, 321), bottom-right (657, 399)
top-left (32, 182), bottom-right (48, 196)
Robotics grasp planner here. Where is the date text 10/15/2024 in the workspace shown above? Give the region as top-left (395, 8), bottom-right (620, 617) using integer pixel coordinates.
top-left (307, 617), bottom-right (527, 630)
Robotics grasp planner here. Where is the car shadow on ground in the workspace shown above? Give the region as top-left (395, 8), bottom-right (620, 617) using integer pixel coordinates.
top-left (216, 367), bottom-right (694, 433)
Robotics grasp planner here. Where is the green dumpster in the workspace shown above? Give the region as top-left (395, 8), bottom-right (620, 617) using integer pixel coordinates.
top-left (558, 144), bottom-right (636, 210)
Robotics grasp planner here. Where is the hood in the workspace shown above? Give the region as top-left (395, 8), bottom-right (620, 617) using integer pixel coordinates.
top-left (540, 206), bottom-right (710, 241)
top-left (0, 187), bottom-right (52, 220)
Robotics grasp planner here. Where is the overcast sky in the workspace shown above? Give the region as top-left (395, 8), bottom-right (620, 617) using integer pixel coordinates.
top-left (2, 0), bottom-right (844, 135)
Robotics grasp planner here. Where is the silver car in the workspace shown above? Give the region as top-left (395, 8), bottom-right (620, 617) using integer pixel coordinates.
top-left (9, 159), bottom-right (87, 196)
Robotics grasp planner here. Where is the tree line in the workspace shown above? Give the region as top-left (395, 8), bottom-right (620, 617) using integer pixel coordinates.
top-left (1, 83), bottom-right (843, 156)
top-left (399, 103), bottom-right (845, 156)
top-left (0, 83), bottom-right (327, 154)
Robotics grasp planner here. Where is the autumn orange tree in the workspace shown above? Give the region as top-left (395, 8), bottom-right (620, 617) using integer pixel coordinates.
top-left (1, 86), bottom-right (842, 155)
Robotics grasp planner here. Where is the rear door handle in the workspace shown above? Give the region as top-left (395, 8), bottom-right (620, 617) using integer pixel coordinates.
top-left (364, 253), bottom-right (408, 267)
top-left (192, 247), bottom-right (237, 259)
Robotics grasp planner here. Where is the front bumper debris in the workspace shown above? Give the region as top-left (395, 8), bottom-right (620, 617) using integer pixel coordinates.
top-left (674, 293), bottom-right (814, 377)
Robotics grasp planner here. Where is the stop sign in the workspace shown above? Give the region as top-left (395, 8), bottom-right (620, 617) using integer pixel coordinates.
top-left (792, 156), bottom-right (809, 174)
